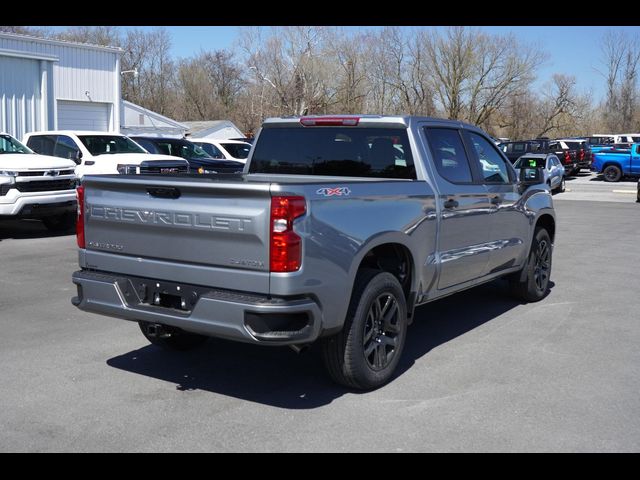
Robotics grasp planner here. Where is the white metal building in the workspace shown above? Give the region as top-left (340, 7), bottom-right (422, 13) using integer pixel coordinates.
top-left (183, 120), bottom-right (245, 140)
top-left (120, 100), bottom-right (188, 138)
top-left (0, 32), bottom-right (121, 140)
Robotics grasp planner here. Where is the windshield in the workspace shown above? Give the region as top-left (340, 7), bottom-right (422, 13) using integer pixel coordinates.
top-left (153, 139), bottom-right (213, 160)
top-left (221, 142), bottom-right (251, 159)
top-left (0, 134), bottom-right (33, 154)
top-left (77, 135), bottom-right (146, 155)
top-left (249, 127), bottom-right (416, 179)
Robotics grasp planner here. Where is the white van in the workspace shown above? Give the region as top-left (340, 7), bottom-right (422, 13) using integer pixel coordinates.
top-left (23, 131), bottom-right (189, 178)
top-left (0, 132), bottom-right (78, 231)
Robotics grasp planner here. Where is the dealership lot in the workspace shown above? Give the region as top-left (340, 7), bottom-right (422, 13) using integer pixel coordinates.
top-left (0, 188), bottom-right (639, 452)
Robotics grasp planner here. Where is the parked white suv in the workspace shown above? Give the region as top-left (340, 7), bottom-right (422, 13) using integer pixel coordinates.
top-left (189, 138), bottom-right (252, 164)
top-left (0, 133), bottom-right (78, 231)
top-left (23, 131), bottom-right (189, 178)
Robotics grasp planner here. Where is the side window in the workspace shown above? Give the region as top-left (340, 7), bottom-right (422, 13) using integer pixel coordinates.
top-left (54, 135), bottom-right (80, 161)
top-left (513, 143), bottom-right (527, 153)
top-left (199, 142), bottom-right (223, 158)
top-left (133, 139), bottom-right (157, 153)
top-left (26, 135), bottom-right (56, 156)
top-left (636, 145), bottom-right (640, 155)
top-left (468, 132), bottom-right (511, 184)
top-left (424, 127), bottom-right (473, 183)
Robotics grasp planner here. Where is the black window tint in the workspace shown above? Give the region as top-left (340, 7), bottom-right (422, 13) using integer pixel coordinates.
top-left (27, 135), bottom-right (56, 156)
top-left (196, 142), bottom-right (223, 159)
top-left (133, 138), bottom-right (158, 153)
top-left (54, 135), bottom-right (80, 160)
top-left (513, 143), bottom-right (526, 153)
top-left (424, 128), bottom-right (473, 183)
top-left (468, 132), bottom-right (511, 184)
top-left (250, 127), bottom-right (416, 179)
top-left (221, 142), bottom-right (251, 159)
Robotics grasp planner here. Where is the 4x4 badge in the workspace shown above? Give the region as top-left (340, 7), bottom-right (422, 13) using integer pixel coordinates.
top-left (316, 187), bottom-right (351, 197)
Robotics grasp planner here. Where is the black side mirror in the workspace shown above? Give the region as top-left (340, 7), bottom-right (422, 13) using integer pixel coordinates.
top-left (74, 150), bottom-right (83, 164)
top-left (518, 166), bottom-right (545, 193)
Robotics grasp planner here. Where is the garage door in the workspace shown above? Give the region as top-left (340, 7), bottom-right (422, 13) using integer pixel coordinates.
top-left (0, 55), bottom-right (42, 140)
top-left (57, 100), bottom-right (110, 131)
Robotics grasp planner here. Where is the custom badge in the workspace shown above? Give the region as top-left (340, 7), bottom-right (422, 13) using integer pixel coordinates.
top-left (316, 187), bottom-right (351, 197)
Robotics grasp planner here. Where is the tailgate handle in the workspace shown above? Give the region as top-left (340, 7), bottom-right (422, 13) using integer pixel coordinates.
top-left (147, 187), bottom-right (181, 199)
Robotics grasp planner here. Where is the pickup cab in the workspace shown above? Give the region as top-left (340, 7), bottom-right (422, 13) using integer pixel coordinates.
top-left (71, 115), bottom-right (556, 390)
top-left (591, 143), bottom-right (640, 182)
top-left (0, 132), bottom-right (78, 231)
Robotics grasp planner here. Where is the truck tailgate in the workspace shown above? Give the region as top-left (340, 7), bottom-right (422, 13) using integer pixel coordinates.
top-left (81, 175), bottom-right (271, 292)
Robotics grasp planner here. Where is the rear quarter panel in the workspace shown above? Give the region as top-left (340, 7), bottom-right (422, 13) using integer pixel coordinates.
top-left (268, 179), bottom-right (437, 331)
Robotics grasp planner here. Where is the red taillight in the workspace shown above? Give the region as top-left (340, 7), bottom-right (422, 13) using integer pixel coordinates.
top-left (76, 185), bottom-right (85, 248)
top-left (300, 116), bottom-right (360, 127)
top-left (270, 195), bottom-right (306, 272)
top-left (564, 151), bottom-right (570, 163)
top-left (579, 149), bottom-right (585, 160)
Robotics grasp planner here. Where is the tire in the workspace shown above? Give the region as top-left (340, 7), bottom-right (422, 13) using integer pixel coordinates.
top-left (321, 269), bottom-right (408, 390)
top-left (569, 168), bottom-right (579, 176)
top-left (603, 165), bottom-right (622, 182)
top-left (553, 177), bottom-right (566, 194)
top-left (42, 212), bottom-right (76, 232)
top-left (138, 321), bottom-right (208, 351)
top-left (509, 227), bottom-right (552, 302)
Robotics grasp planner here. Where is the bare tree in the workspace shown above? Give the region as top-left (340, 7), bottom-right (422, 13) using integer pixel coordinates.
top-left (0, 26), bottom-right (51, 37)
top-left (536, 74), bottom-right (580, 137)
top-left (121, 28), bottom-right (176, 116)
top-left (54, 26), bottom-right (121, 47)
top-left (600, 30), bottom-right (640, 132)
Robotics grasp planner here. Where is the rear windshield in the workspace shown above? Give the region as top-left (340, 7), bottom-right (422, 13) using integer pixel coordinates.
top-left (78, 135), bottom-right (147, 155)
top-left (514, 157), bottom-right (545, 169)
top-left (563, 141), bottom-right (584, 150)
top-left (221, 142), bottom-right (251, 159)
top-left (249, 127), bottom-right (416, 179)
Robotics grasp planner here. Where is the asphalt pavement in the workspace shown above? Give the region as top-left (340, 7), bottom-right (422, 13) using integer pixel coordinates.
top-left (0, 189), bottom-right (639, 452)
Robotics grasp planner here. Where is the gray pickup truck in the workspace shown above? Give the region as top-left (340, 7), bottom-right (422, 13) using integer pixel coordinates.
top-left (71, 115), bottom-right (555, 390)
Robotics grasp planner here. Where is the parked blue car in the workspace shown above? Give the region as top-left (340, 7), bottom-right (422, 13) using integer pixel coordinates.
top-left (591, 143), bottom-right (640, 182)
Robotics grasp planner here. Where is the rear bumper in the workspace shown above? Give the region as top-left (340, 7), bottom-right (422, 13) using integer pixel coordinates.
top-left (71, 270), bottom-right (324, 346)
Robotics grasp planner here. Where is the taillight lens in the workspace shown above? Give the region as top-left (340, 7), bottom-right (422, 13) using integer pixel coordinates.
top-left (270, 196), bottom-right (306, 272)
top-left (564, 151), bottom-right (570, 163)
top-left (76, 185), bottom-right (85, 248)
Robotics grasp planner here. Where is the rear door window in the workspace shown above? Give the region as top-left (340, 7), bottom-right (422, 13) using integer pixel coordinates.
top-left (423, 128), bottom-right (473, 183)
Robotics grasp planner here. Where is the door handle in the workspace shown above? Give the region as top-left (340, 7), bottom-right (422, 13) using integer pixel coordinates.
top-left (443, 198), bottom-right (459, 209)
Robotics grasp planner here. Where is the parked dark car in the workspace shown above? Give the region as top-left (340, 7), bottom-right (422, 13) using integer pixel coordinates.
top-left (498, 139), bottom-right (579, 175)
top-left (556, 139), bottom-right (592, 173)
top-left (130, 136), bottom-right (244, 173)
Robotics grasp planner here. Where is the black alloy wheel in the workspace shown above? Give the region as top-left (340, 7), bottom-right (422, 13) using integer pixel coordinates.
top-left (533, 238), bottom-right (551, 294)
top-left (362, 292), bottom-right (401, 371)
